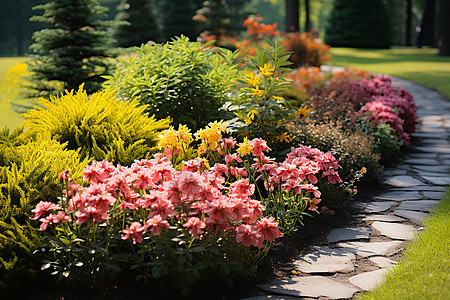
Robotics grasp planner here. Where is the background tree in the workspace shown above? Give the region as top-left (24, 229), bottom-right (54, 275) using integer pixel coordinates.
top-left (20, 0), bottom-right (117, 107)
top-left (437, 0), bottom-right (450, 55)
top-left (325, 0), bottom-right (392, 48)
top-left (285, 0), bottom-right (299, 32)
top-left (304, 0), bottom-right (311, 32)
top-left (417, 0), bottom-right (436, 47)
top-left (157, 0), bottom-right (199, 41)
top-left (114, 0), bottom-right (162, 46)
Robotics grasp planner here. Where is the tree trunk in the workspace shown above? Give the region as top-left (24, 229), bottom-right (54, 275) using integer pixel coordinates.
top-left (417, 0), bottom-right (436, 47)
top-left (285, 0), bottom-right (299, 32)
top-left (304, 0), bottom-right (311, 32)
top-left (438, 0), bottom-right (450, 55)
top-left (406, 0), bottom-right (412, 46)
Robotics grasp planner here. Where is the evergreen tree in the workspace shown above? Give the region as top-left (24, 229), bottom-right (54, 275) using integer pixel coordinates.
top-left (325, 0), bottom-right (392, 48)
top-left (157, 0), bottom-right (199, 41)
top-left (21, 0), bottom-right (116, 106)
top-left (114, 0), bottom-right (162, 47)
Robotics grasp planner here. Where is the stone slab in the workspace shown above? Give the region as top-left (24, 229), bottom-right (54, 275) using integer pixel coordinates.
top-left (374, 191), bottom-right (422, 201)
top-left (411, 165), bottom-right (450, 173)
top-left (327, 226), bottom-right (373, 243)
top-left (354, 201), bottom-right (397, 213)
top-left (402, 158), bottom-right (439, 165)
top-left (349, 269), bottom-right (390, 291)
top-left (361, 214), bottom-right (406, 222)
top-left (422, 191), bottom-right (445, 199)
top-left (294, 247), bottom-right (355, 273)
top-left (422, 176), bottom-right (450, 186)
top-left (258, 276), bottom-right (360, 299)
top-left (397, 200), bottom-right (440, 212)
top-left (407, 153), bottom-right (439, 159)
top-left (371, 221), bottom-right (417, 240)
top-left (369, 257), bottom-right (397, 268)
top-left (384, 176), bottom-right (426, 187)
top-left (390, 185), bottom-right (446, 192)
top-left (337, 241), bottom-right (404, 258)
top-left (243, 295), bottom-right (296, 300)
top-left (416, 146), bottom-right (450, 154)
top-left (394, 210), bottom-right (430, 225)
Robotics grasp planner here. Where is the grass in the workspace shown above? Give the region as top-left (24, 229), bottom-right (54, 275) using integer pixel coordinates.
top-left (359, 187), bottom-right (450, 299)
top-left (329, 47), bottom-right (450, 98)
top-left (0, 57), bottom-right (27, 130)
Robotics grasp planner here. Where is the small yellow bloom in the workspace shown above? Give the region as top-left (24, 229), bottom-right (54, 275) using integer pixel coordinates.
top-left (360, 167), bottom-right (367, 175)
top-left (245, 72), bottom-right (261, 87)
top-left (158, 124), bottom-right (193, 150)
top-left (273, 95), bottom-right (284, 101)
top-left (291, 270), bottom-right (298, 275)
top-left (251, 86), bottom-right (263, 97)
top-left (275, 132), bottom-right (293, 143)
top-left (295, 104), bottom-right (312, 117)
top-left (237, 137), bottom-right (254, 157)
top-left (259, 63), bottom-right (274, 76)
top-left (194, 120), bottom-right (229, 153)
top-left (245, 109), bottom-right (259, 125)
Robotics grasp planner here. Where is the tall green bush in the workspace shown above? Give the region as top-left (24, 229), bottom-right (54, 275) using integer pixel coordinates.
top-left (325, 0), bottom-right (392, 48)
top-left (23, 86), bottom-right (170, 165)
top-left (104, 36), bottom-right (240, 131)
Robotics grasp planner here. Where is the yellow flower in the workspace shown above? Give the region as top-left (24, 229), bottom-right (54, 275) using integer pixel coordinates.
top-left (275, 132), bottom-right (293, 143)
top-left (158, 124), bottom-right (193, 150)
top-left (195, 120), bottom-right (228, 153)
top-left (360, 167), bottom-right (367, 175)
top-left (259, 63), bottom-right (274, 77)
top-left (291, 270), bottom-right (298, 275)
top-left (273, 95), bottom-right (284, 101)
top-left (295, 104), bottom-right (311, 117)
top-left (245, 72), bottom-right (261, 87)
top-left (245, 109), bottom-right (259, 125)
top-left (237, 137), bottom-right (254, 157)
top-left (251, 86), bottom-right (263, 97)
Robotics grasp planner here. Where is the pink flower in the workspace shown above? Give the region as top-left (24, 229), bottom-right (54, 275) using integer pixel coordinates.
top-left (182, 158), bottom-right (206, 172)
top-left (38, 211), bottom-right (71, 231)
top-left (58, 169), bottom-right (70, 182)
top-left (309, 198), bottom-right (321, 211)
top-left (30, 201), bottom-right (61, 220)
top-left (246, 199), bottom-right (265, 223)
top-left (255, 217), bottom-right (283, 241)
top-left (204, 195), bottom-right (237, 224)
top-left (229, 178), bottom-right (255, 198)
top-left (83, 160), bottom-right (116, 184)
top-left (176, 172), bottom-right (206, 197)
top-left (145, 214), bottom-right (170, 235)
top-left (183, 217), bottom-right (206, 236)
top-left (122, 222), bottom-right (147, 244)
top-left (225, 153), bottom-right (242, 165)
top-left (221, 137), bottom-right (237, 149)
top-left (211, 163), bottom-right (228, 177)
top-left (235, 224), bottom-right (264, 248)
top-left (249, 138), bottom-right (271, 157)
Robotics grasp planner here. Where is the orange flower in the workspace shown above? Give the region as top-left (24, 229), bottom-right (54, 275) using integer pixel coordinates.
top-left (296, 105), bottom-right (311, 117)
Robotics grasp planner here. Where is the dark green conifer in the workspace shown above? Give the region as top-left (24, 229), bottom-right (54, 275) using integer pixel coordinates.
top-left (325, 0), bottom-right (392, 48)
top-left (21, 0), bottom-right (116, 106)
top-left (114, 0), bottom-right (162, 46)
top-left (157, 0), bottom-right (199, 41)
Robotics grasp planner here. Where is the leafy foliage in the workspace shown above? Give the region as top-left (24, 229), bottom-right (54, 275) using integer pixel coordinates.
top-left (104, 35), bottom-right (240, 131)
top-left (22, 85), bottom-right (170, 165)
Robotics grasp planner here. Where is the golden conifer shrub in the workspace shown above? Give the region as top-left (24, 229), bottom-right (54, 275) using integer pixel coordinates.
top-left (23, 85), bottom-right (170, 166)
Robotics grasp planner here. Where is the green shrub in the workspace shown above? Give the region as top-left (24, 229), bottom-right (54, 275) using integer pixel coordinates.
top-left (23, 85), bottom-right (170, 166)
top-left (0, 134), bottom-right (87, 296)
top-left (104, 35), bottom-right (240, 131)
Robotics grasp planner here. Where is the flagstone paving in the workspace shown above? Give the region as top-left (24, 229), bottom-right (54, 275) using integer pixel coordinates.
top-left (250, 77), bottom-right (449, 299)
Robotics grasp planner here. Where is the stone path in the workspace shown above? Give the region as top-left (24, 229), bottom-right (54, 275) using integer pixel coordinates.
top-left (244, 76), bottom-right (450, 299)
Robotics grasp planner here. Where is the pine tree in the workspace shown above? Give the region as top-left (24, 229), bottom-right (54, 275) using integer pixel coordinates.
top-left (114, 0), bottom-right (162, 47)
top-left (157, 0), bottom-right (199, 41)
top-left (21, 0), bottom-right (116, 106)
top-left (325, 0), bottom-right (392, 48)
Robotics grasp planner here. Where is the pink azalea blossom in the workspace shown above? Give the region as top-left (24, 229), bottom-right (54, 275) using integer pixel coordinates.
top-left (122, 222), bottom-right (147, 244)
top-left (255, 217), bottom-right (283, 241)
top-left (235, 224), bottom-right (264, 248)
top-left (229, 178), bottom-right (255, 198)
top-left (248, 138), bottom-right (271, 157)
top-left (39, 211), bottom-right (72, 231)
top-left (145, 214), bottom-right (170, 235)
top-left (183, 217), bottom-right (206, 236)
top-left (83, 160), bottom-right (116, 184)
top-left (221, 137), bottom-right (237, 149)
top-left (31, 201), bottom-right (61, 220)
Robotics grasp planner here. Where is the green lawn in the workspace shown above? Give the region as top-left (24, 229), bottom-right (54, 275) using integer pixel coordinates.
top-left (330, 47), bottom-right (450, 98)
top-left (0, 57), bottom-right (27, 130)
top-left (360, 188), bottom-right (450, 299)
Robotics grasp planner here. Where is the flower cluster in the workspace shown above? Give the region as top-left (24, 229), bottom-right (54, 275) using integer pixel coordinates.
top-left (281, 30), bottom-right (331, 67)
top-left (31, 154), bottom-right (284, 249)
